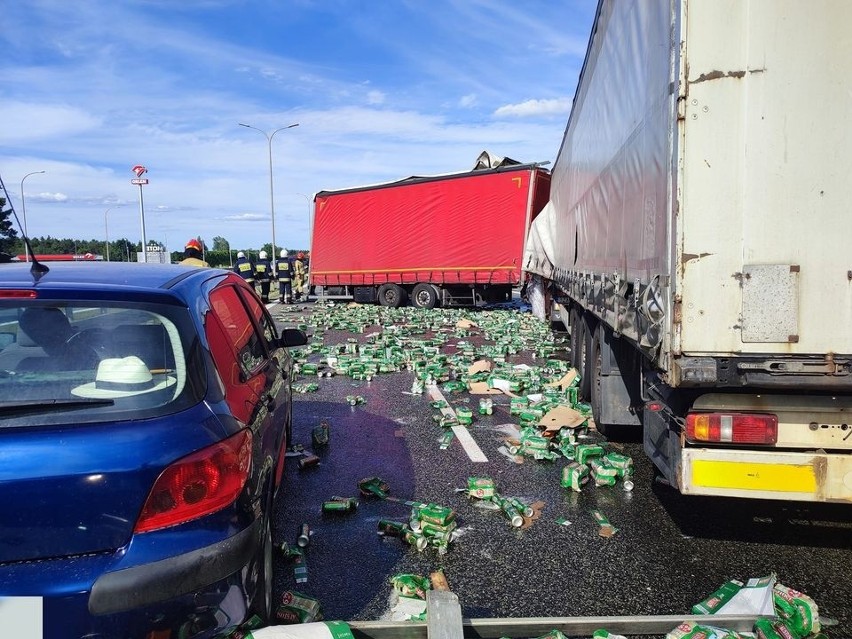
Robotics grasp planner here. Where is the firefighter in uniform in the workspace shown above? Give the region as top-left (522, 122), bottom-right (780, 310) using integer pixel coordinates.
top-left (233, 251), bottom-right (255, 287)
top-left (293, 252), bottom-right (306, 302)
top-left (255, 250), bottom-right (272, 303)
top-left (276, 249), bottom-right (293, 304)
top-left (179, 238), bottom-right (209, 267)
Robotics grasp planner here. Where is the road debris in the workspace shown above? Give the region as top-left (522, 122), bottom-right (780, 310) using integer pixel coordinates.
top-left (591, 510), bottom-right (618, 538)
top-left (311, 420), bottom-right (330, 447)
top-left (298, 454), bottom-right (321, 470)
top-left (358, 477), bottom-right (390, 498)
top-left (275, 591), bottom-right (323, 624)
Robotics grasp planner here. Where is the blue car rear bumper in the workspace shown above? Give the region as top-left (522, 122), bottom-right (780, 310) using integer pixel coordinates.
top-left (89, 519), bottom-right (258, 614)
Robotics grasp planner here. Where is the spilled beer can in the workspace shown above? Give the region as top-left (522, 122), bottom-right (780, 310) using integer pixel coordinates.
top-left (466, 477), bottom-right (496, 499)
top-left (298, 453), bottom-right (320, 470)
top-left (377, 519), bottom-right (408, 537)
top-left (296, 523), bottom-right (311, 548)
top-left (322, 498), bottom-right (357, 513)
top-left (403, 530), bottom-right (428, 551)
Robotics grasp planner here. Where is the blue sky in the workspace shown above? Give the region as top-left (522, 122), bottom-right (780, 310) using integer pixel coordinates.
top-left (1, 0), bottom-right (596, 254)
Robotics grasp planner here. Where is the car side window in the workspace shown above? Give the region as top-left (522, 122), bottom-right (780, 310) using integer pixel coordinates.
top-left (208, 285), bottom-right (267, 378)
top-left (238, 288), bottom-right (278, 347)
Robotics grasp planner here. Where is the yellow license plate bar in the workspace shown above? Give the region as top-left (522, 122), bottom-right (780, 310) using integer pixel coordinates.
top-left (691, 459), bottom-right (817, 493)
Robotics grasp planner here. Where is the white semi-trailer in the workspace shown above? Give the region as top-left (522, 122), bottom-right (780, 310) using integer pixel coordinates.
top-left (524, 0), bottom-right (852, 502)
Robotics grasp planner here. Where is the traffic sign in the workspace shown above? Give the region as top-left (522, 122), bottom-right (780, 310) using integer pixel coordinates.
top-left (131, 178), bottom-right (149, 185)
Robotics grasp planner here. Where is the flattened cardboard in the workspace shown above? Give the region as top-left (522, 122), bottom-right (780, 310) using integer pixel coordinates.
top-left (456, 319), bottom-right (478, 329)
top-left (545, 369), bottom-right (579, 390)
top-left (539, 405), bottom-right (587, 431)
top-left (467, 381), bottom-right (503, 395)
top-left (467, 360), bottom-right (492, 375)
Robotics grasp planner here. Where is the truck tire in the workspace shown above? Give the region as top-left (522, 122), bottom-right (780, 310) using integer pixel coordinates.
top-left (377, 283), bottom-right (407, 307)
top-left (569, 308), bottom-right (594, 400)
top-left (590, 324), bottom-right (611, 437)
top-left (411, 283), bottom-right (439, 309)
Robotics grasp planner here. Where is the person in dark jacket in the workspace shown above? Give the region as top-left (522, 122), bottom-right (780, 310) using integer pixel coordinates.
top-left (275, 249), bottom-right (293, 304)
top-left (255, 250), bottom-right (272, 303)
top-left (233, 251), bottom-right (255, 287)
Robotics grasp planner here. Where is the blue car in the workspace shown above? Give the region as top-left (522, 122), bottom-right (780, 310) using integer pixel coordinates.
top-left (0, 262), bottom-right (306, 638)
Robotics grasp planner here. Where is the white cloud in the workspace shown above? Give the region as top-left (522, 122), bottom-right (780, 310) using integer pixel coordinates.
top-left (493, 98), bottom-right (572, 118)
top-left (222, 213), bottom-right (269, 222)
top-left (459, 94), bottom-right (477, 108)
top-left (367, 90), bottom-right (386, 105)
top-left (32, 192), bottom-right (69, 203)
top-left (0, 102), bottom-right (102, 143)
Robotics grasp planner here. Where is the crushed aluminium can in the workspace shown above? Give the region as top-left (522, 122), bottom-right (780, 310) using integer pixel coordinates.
top-left (508, 496), bottom-right (534, 518)
top-left (467, 477), bottom-right (496, 499)
top-left (491, 495), bottom-right (523, 527)
top-left (575, 443), bottom-right (605, 464)
top-left (413, 503), bottom-right (456, 527)
top-left (391, 574), bottom-right (431, 600)
top-left (358, 476), bottom-right (390, 498)
top-left (561, 462), bottom-right (589, 492)
top-left (296, 523), bottom-right (311, 548)
top-left (322, 497), bottom-right (358, 513)
top-left (275, 590), bottom-right (323, 624)
top-left (478, 397), bottom-right (494, 415)
top-left (377, 519), bottom-right (408, 537)
top-left (403, 529), bottom-right (429, 551)
top-left (298, 453), bottom-right (320, 470)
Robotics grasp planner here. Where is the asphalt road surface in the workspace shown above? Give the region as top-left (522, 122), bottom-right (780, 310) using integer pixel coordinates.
top-left (270, 301), bottom-right (851, 635)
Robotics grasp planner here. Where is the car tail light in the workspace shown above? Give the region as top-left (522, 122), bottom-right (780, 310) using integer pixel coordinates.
top-left (0, 290), bottom-right (38, 298)
top-left (685, 412), bottom-right (778, 445)
top-left (135, 430), bottom-right (253, 533)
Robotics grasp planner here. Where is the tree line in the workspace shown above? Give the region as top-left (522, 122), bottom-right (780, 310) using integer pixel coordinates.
top-left (0, 199), bottom-right (302, 267)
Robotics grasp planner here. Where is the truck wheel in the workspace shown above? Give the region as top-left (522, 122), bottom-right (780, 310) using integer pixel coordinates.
top-left (569, 308), bottom-right (586, 384)
top-left (590, 325), bottom-right (611, 437)
top-left (377, 283), bottom-right (407, 307)
top-left (412, 283), bottom-right (439, 308)
top-left (579, 315), bottom-right (595, 400)
top-left (570, 309), bottom-right (594, 400)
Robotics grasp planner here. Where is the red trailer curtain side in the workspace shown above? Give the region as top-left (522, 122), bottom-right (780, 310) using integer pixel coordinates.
top-left (311, 166), bottom-right (550, 287)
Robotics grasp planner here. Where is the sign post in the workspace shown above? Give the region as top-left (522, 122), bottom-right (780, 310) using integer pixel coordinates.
top-left (131, 165), bottom-right (149, 263)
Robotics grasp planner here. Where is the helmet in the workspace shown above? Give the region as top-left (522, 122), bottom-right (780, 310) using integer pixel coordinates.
top-left (185, 238), bottom-right (202, 252)
top-left (237, 251), bottom-right (245, 259)
top-left (298, 252), bottom-right (304, 259)
top-left (259, 250), bottom-right (268, 259)
top-left (280, 249), bottom-right (287, 258)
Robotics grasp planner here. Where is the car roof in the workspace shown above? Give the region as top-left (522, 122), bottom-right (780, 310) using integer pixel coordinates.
top-left (0, 262), bottom-right (234, 304)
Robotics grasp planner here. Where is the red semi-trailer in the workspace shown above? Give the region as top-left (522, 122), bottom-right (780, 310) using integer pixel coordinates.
top-left (309, 163), bottom-right (550, 307)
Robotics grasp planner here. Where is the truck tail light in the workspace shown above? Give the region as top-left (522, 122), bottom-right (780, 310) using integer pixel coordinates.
top-left (135, 430), bottom-right (252, 533)
top-left (685, 412), bottom-right (778, 445)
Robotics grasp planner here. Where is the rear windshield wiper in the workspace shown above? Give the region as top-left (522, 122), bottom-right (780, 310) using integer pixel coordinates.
top-left (0, 398), bottom-right (115, 417)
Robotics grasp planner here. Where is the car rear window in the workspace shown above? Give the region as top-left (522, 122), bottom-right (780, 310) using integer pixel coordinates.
top-left (0, 302), bottom-right (205, 425)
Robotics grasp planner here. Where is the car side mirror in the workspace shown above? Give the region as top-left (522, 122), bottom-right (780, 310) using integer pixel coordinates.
top-left (278, 328), bottom-right (308, 348)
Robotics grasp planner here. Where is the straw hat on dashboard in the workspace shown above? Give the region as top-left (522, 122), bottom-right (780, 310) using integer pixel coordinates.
top-left (72, 356), bottom-right (176, 399)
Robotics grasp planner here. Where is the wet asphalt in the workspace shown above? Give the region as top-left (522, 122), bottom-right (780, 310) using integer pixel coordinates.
top-left (270, 301), bottom-right (852, 634)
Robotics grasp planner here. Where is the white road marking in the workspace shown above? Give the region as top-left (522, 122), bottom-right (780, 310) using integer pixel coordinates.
top-left (428, 384), bottom-right (488, 463)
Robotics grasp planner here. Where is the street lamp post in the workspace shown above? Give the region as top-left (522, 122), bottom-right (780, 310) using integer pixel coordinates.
top-left (20, 170), bottom-right (46, 262)
top-left (103, 205), bottom-right (123, 262)
top-left (238, 122), bottom-right (299, 275)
